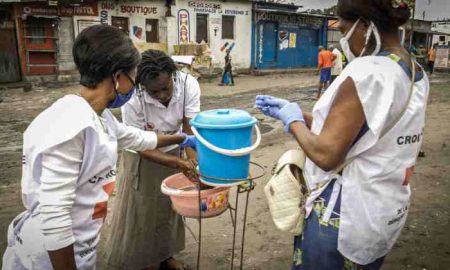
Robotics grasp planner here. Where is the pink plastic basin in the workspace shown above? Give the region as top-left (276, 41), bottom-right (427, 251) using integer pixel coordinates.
top-left (161, 173), bottom-right (230, 218)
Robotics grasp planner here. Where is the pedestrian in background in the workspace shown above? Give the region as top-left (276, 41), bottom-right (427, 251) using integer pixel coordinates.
top-left (330, 45), bottom-right (344, 83)
top-left (427, 43), bottom-right (437, 74)
top-left (316, 46), bottom-right (336, 99)
top-left (219, 48), bottom-right (234, 86)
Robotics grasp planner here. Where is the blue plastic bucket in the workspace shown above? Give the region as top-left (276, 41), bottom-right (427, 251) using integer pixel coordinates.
top-left (190, 109), bottom-right (260, 186)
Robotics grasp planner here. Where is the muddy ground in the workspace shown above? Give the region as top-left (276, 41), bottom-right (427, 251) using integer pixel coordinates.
top-left (0, 73), bottom-right (449, 269)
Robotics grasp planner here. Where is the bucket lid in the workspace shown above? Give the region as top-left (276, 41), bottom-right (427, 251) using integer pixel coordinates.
top-left (190, 109), bottom-right (257, 129)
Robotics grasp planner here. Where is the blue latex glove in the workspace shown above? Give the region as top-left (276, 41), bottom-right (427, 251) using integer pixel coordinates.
top-left (277, 102), bottom-right (305, 132)
top-left (255, 95), bottom-right (289, 118)
top-left (255, 95), bottom-right (304, 132)
top-left (179, 134), bottom-right (197, 149)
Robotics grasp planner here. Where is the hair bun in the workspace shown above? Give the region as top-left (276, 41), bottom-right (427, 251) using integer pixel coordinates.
top-left (390, 0), bottom-right (411, 28)
top-left (392, 0), bottom-right (408, 9)
top-left (398, 2), bottom-right (408, 9)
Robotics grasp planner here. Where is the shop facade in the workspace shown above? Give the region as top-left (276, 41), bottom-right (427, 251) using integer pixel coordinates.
top-left (0, 4), bottom-right (21, 83)
top-left (97, 1), bottom-right (169, 52)
top-left (1, 0), bottom-right (253, 83)
top-left (251, 1), bottom-right (328, 70)
top-left (10, 1), bottom-right (98, 82)
top-left (168, 0), bottom-right (252, 70)
top-left (432, 21), bottom-right (450, 46)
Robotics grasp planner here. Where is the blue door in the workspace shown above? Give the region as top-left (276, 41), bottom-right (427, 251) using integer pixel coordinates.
top-left (255, 21), bottom-right (278, 68)
top-left (299, 29), bottom-right (319, 67)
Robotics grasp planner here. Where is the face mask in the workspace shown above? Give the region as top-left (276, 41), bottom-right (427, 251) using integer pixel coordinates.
top-left (107, 87), bottom-right (135, 108)
top-left (107, 74), bottom-right (136, 108)
top-left (340, 18), bottom-right (382, 63)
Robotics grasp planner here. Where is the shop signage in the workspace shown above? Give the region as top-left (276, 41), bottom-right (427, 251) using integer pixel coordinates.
top-left (224, 9), bottom-right (249, 16)
top-left (188, 1), bottom-right (222, 13)
top-left (435, 47), bottom-right (450, 69)
top-left (60, 4), bottom-right (98, 16)
top-left (100, 2), bottom-right (158, 15)
top-left (432, 22), bottom-right (450, 34)
top-left (119, 5), bottom-right (157, 15)
top-left (22, 4), bottom-right (58, 16)
top-left (186, 1), bottom-right (248, 15)
top-left (100, 10), bottom-right (108, 24)
top-left (255, 12), bottom-right (323, 28)
top-left (21, 2), bottom-right (98, 17)
top-left (77, 20), bottom-right (101, 36)
top-left (178, 9), bottom-right (190, 44)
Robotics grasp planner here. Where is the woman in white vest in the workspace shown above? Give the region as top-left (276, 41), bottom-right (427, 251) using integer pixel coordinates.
top-left (104, 50), bottom-right (200, 270)
top-left (256, 0), bottom-right (429, 269)
top-left (2, 25), bottom-right (195, 270)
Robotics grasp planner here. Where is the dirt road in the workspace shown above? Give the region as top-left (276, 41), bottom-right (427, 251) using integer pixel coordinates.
top-left (0, 73), bottom-right (449, 269)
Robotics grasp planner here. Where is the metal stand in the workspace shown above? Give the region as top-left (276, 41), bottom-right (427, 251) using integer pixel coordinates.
top-left (183, 163), bottom-right (264, 270)
top-left (229, 180), bottom-right (255, 270)
top-left (188, 179), bottom-right (255, 270)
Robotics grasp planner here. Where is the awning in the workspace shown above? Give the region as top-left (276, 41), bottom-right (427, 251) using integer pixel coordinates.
top-left (254, 8), bottom-right (300, 15)
top-left (254, 7), bottom-right (337, 20)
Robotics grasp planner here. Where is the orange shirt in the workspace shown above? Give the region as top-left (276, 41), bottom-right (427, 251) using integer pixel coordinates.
top-left (428, 48), bottom-right (436, 62)
top-left (318, 50), bottom-right (336, 69)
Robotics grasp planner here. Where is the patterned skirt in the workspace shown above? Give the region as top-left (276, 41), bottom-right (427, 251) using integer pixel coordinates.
top-left (292, 180), bottom-right (385, 270)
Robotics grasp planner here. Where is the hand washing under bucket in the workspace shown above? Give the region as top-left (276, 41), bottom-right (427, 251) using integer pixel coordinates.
top-left (190, 109), bottom-right (261, 186)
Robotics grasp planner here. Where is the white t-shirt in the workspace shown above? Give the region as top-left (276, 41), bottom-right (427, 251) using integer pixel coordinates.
top-left (122, 71), bottom-right (201, 152)
top-left (304, 56), bottom-right (429, 264)
top-left (3, 95), bottom-right (158, 270)
top-left (331, 48), bottom-right (343, 76)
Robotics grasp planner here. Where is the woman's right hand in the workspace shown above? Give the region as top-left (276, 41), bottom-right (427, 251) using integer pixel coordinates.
top-left (255, 95), bottom-right (305, 132)
top-left (176, 158), bottom-right (198, 181)
top-left (255, 95), bottom-right (289, 118)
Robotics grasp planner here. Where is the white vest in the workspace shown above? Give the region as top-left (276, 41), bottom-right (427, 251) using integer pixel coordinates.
top-left (6, 95), bottom-right (118, 270)
top-left (303, 56), bottom-right (429, 264)
top-left (122, 71), bottom-right (200, 153)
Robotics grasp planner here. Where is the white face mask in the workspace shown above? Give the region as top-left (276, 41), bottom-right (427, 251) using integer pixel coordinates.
top-left (340, 18), bottom-right (382, 63)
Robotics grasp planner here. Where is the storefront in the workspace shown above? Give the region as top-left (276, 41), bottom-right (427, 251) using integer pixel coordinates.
top-left (169, 0), bottom-right (252, 70)
top-left (0, 4), bottom-right (21, 83)
top-left (12, 1), bottom-right (98, 80)
top-left (434, 45), bottom-right (450, 72)
top-left (432, 21), bottom-right (450, 46)
top-left (97, 1), bottom-right (169, 52)
top-left (252, 1), bottom-right (328, 69)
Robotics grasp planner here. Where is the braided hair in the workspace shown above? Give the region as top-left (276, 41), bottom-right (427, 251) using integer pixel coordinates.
top-left (136, 49), bottom-right (177, 86)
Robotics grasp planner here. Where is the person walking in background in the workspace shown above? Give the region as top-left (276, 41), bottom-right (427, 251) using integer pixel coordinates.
top-left (330, 45), bottom-right (344, 83)
top-left (427, 44), bottom-right (437, 74)
top-left (219, 48), bottom-right (234, 86)
top-left (316, 46), bottom-right (336, 99)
